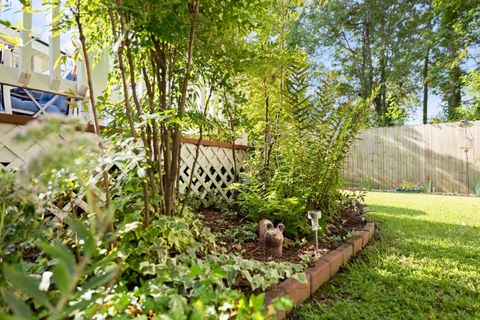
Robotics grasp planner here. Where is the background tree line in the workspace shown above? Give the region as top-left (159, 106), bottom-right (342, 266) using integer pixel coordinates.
top-left (296, 0), bottom-right (480, 126)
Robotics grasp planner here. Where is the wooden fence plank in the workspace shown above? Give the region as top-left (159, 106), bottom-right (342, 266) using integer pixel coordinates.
top-left (343, 121), bottom-right (480, 194)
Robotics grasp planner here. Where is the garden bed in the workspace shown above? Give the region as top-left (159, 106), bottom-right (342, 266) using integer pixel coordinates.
top-left (198, 209), bottom-right (368, 264)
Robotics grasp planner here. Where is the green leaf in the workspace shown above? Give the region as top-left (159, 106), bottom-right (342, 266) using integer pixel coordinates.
top-left (139, 261), bottom-right (156, 276)
top-left (70, 220), bottom-right (96, 257)
top-left (0, 34), bottom-right (20, 46)
top-left (169, 295), bottom-right (187, 318)
top-left (80, 269), bottom-right (118, 291)
top-left (0, 19), bottom-right (14, 29)
top-left (2, 265), bottom-right (52, 310)
top-left (292, 272), bottom-right (307, 284)
top-left (53, 55), bottom-right (67, 71)
top-left (1, 288), bottom-right (33, 319)
top-left (39, 241), bottom-right (76, 274)
top-left (52, 263), bottom-right (70, 294)
top-left (59, 299), bottom-right (92, 319)
top-left (271, 296), bottom-right (293, 312)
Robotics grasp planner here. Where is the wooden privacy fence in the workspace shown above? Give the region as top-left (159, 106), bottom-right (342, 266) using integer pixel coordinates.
top-left (0, 115), bottom-right (251, 203)
top-left (342, 120), bottom-right (480, 194)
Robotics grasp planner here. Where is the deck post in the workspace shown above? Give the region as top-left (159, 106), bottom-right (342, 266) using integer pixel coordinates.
top-left (18, 6), bottom-right (32, 85)
top-left (2, 47), bottom-right (13, 114)
top-left (49, 3), bottom-right (61, 90)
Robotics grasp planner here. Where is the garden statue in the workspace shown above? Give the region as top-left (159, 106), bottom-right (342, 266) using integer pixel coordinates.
top-left (258, 219), bottom-right (285, 257)
top-left (258, 219), bottom-right (273, 245)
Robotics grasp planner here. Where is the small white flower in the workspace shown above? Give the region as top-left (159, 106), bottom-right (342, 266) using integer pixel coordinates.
top-left (99, 249), bottom-right (107, 255)
top-left (461, 221), bottom-right (467, 226)
top-left (80, 289), bottom-right (95, 301)
top-left (39, 271), bottom-right (53, 291)
top-left (79, 239), bottom-right (85, 245)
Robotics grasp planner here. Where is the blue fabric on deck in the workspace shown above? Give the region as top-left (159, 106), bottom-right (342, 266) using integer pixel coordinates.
top-left (8, 72), bottom-right (75, 115)
top-left (10, 97), bottom-right (62, 114)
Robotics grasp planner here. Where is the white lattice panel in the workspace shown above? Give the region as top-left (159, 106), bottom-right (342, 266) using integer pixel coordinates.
top-left (0, 122), bottom-right (57, 169)
top-left (1, 122), bottom-right (250, 203)
top-left (179, 143), bottom-right (249, 201)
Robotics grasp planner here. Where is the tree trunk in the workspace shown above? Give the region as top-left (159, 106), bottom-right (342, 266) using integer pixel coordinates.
top-left (422, 48), bottom-right (430, 124)
top-left (75, 3), bottom-right (113, 234)
top-left (263, 78), bottom-right (271, 168)
top-left (361, 2), bottom-right (373, 104)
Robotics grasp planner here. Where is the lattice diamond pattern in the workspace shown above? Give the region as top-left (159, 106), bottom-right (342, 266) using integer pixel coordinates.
top-left (1, 122), bottom-right (249, 207)
top-left (179, 143), bottom-right (248, 202)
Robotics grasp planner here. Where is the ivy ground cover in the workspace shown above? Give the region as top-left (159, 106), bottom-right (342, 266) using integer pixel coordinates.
top-left (294, 192), bottom-right (480, 319)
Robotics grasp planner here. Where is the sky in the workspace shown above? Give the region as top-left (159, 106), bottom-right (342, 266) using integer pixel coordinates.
top-left (0, 0), bottom-right (75, 53)
top-left (1, 0), bottom-right (476, 125)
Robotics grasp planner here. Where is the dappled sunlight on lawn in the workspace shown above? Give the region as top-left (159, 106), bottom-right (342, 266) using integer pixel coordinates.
top-left (293, 192), bottom-right (480, 320)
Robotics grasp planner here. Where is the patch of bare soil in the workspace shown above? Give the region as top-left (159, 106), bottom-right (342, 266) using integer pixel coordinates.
top-left (198, 209), bottom-right (368, 264)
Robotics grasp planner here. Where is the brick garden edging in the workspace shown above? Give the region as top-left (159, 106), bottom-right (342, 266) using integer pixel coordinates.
top-left (264, 221), bottom-right (375, 319)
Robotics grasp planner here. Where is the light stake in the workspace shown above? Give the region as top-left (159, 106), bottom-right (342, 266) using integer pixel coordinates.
top-left (307, 210), bottom-right (322, 251)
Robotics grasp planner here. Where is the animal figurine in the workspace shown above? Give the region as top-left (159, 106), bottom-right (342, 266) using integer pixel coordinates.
top-left (258, 220), bottom-right (285, 257)
top-left (258, 219), bottom-right (273, 245)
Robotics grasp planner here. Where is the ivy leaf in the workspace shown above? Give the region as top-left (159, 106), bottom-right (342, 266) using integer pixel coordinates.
top-left (224, 265), bottom-right (237, 286)
top-left (139, 261), bottom-right (156, 275)
top-left (137, 167), bottom-right (146, 178)
top-left (291, 272), bottom-right (307, 284)
top-left (169, 295), bottom-right (187, 319)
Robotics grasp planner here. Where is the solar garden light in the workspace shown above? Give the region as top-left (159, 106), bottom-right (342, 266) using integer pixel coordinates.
top-left (307, 210), bottom-right (322, 251)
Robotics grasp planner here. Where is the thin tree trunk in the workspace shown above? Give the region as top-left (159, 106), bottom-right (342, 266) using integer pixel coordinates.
top-left (223, 89), bottom-right (238, 186)
top-left (166, 0), bottom-right (199, 215)
top-left (180, 86), bottom-right (214, 215)
top-left (263, 78), bottom-right (270, 168)
top-left (422, 47), bottom-right (430, 124)
top-left (125, 42), bottom-right (161, 219)
top-left (111, 14), bottom-right (153, 226)
top-left (74, 3), bottom-right (113, 233)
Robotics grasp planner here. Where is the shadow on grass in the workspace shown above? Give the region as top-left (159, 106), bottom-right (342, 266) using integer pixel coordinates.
top-left (376, 214), bottom-right (480, 266)
top-left (368, 204), bottom-right (427, 216)
top-left (292, 210), bottom-right (480, 319)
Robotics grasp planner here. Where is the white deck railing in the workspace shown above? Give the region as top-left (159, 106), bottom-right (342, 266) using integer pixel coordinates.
top-left (0, 3), bottom-right (108, 118)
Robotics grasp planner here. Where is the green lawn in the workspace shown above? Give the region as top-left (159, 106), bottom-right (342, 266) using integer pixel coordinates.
top-left (293, 192), bottom-right (480, 319)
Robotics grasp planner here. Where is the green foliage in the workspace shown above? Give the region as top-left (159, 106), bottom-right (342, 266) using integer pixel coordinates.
top-left (396, 181), bottom-right (421, 192)
top-left (474, 181), bottom-right (480, 197)
top-left (0, 170), bottom-right (42, 284)
top-left (423, 180), bottom-right (432, 193)
top-left (0, 118), bottom-right (310, 319)
top-left (296, 0), bottom-right (480, 125)
top-left (239, 70), bottom-right (374, 240)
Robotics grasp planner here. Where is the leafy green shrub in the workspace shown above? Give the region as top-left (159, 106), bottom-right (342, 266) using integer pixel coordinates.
top-left (238, 70), bottom-right (374, 240)
top-left (0, 170), bottom-right (43, 278)
top-left (0, 119), bottom-right (305, 319)
top-left (396, 181), bottom-right (421, 192)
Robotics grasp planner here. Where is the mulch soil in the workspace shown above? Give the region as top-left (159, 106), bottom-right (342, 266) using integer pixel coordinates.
top-left (198, 209), bottom-right (367, 265)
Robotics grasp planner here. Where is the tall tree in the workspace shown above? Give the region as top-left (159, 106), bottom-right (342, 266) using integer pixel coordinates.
top-left (430, 0), bottom-right (479, 121)
top-left (297, 0), bottom-right (426, 126)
